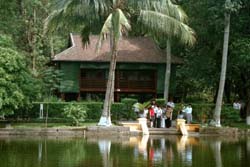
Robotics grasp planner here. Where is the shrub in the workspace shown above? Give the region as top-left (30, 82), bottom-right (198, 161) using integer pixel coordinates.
top-left (121, 98), bottom-right (138, 120)
top-left (63, 103), bottom-right (88, 126)
top-left (156, 98), bottom-right (165, 107)
top-left (111, 103), bottom-right (126, 121)
top-left (221, 105), bottom-right (241, 125)
top-left (85, 102), bottom-right (103, 120)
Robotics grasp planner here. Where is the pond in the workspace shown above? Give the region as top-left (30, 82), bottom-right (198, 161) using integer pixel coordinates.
top-left (0, 135), bottom-right (249, 167)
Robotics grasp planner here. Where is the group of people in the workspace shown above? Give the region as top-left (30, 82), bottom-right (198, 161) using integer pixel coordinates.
top-left (147, 100), bottom-right (174, 128)
top-left (140, 99), bottom-right (193, 128)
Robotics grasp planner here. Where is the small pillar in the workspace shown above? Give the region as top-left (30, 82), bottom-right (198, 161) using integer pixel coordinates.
top-left (176, 119), bottom-right (188, 136)
top-left (137, 118), bottom-right (149, 135)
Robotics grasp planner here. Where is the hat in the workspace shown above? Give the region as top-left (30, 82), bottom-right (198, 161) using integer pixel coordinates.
top-left (167, 102), bottom-right (174, 108)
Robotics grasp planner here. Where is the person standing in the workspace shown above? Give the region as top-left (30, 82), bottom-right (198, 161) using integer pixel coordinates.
top-left (167, 99), bottom-right (175, 109)
top-left (161, 106), bottom-right (166, 128)
top-left (149, 107), bottom-right (155, 128)
top-left (150, 100), bottom-right (158, 127)
top-left (183, 104), bottom-right (192, 124)
top-left (165, 105), bottom-right (173, 128)
top-left (155, 106), bottom-right (162, 128)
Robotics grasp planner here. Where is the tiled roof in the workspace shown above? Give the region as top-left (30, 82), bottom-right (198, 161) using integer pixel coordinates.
top-left (53, 34), bottom-right (182, 64)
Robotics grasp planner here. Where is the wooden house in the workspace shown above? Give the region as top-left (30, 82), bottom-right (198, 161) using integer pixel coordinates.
top-left (53, 34), bottom-right (182, 102)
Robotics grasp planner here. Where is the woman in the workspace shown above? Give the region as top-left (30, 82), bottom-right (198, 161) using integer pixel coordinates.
top-left (165, 105), bottom-right (173, 128)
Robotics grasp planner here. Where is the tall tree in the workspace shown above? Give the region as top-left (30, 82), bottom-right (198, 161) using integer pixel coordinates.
top-left (161, 0), bottom-right (195, 103)
top-left (214, 0), bottom-right (241, 127)
top-left (46, 0), bottom-right (196, 126)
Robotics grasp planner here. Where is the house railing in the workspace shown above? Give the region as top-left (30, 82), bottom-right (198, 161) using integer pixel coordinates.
top-left (80, 78), bottom-right (156, 92)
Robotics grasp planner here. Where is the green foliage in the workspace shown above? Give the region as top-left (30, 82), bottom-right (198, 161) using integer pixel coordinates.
top-left (30, 100), bottom-right (138, 121)
top-left (156, 98), bottom-right (166, 107)
top-left (121, 98), bottom-right (138, 120)
top-left (0, 34), bottom-right (15, 49)
top-left (0, 44), bottom-right (38, 118)
top-left (111, 103), bottom-right (126, 121)
top-left (85, 102), bottom-right (103, 120)
top-left (221, 105), bottom-right (241, 124)
top-left (63, 103), bottom-right (88, 126)
top-left (173, 103), bottom-right (242, 125)
top-left (41, 67), bottom-right (64, 96)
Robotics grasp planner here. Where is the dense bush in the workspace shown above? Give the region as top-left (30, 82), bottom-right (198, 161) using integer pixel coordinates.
top-left (172, 103), bottom-right (242, 124)
top-left (0, 46), bottom-right (40, 118)
top-left (121, 98), bottom-right (138, 120)
top-left (221, 105), bottom-right (241, 125)
top-left (63, 103), bottom-right (88, 126)
top-left (156, 98), bottom-right (165, 107)
top-left (111, 103), bottom-right (126, 121)
top-left (16, 100), bottom-right (244, 125)
top-left (85, 102), bottom-right (103, 120)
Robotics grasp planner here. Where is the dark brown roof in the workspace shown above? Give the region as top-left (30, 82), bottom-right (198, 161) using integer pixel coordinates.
top-left (53, 34), bottom-right (182, 64)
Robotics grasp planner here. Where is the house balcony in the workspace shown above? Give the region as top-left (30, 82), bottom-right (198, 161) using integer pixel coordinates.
top-left (80, 78), bottom-right (156, 93)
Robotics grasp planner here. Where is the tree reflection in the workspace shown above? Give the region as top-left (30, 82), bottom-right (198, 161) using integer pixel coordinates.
top-left (98, 140), bottom-right (112, 167)
top-left (210, 140), bottom-right (222, 167)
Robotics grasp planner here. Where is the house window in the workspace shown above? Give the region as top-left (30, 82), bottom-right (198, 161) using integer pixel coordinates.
top-left (119, 70), bottom-right (154, 81)
top-left (81, 69), bottom-right (106, 79)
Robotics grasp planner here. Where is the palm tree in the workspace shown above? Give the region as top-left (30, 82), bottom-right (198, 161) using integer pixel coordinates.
top-left (139, 0), bottom-right (195, 104)
top-left (46, 0), bottom-right (196, 126)
top-left (163, 0), bottom-right (195, 104)
top-left (214, 0), bottom-right (232, 127)
top-left (97, 8), bottom-right (131, 126)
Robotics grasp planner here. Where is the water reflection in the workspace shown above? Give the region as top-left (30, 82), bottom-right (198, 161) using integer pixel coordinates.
top-left (0, 135), bottom-right (248, 167)
top-left (210, 140), bottom-right (222, 167)
top-left (98, 140), bottom-right (111, 167)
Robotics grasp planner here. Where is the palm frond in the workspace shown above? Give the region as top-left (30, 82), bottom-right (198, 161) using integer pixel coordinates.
top-left (44, 0), bottom-right (111, 34)
top-left (96, 8), bottom-right (131, 53)
top-left (139, 10), bottom-right (195, 46)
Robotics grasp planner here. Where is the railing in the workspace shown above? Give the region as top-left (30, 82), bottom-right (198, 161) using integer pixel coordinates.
top-left (118, 80), bottom-right (155, 90)
top-left (80, 78), bottom-right (156, 92)
top-left (80, 78), bottom-right (107, 91)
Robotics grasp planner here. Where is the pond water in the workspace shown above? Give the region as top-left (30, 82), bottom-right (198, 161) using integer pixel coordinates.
top-left (0, 135), bottom-right (249, 167)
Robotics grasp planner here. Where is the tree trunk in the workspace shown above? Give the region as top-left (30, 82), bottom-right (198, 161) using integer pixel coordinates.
top-left (246, 100), bottom-right (250, 125)
top-left (98, 36), bottom-right (117, 126)
top-left (32, 9), bottom-right (37, 72)
top-left (164, 39), bottom-right (171, 104)
top-left (50, 37), bottom-right (55, 58)
top-left (214, 9), bottom-right (231, 127)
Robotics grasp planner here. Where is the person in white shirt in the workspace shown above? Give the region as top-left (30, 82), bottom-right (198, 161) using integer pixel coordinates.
top-left (233, 101), bottom-right (241, 110)
top-left (155, 106), bottom-right (163, 128)
top-left (183, 104), bottom-right (192, 124)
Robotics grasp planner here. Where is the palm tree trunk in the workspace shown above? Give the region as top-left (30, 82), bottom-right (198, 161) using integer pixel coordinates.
top-left (50, 37), bottom-right (55, 58)
top-left (98, 36), bottom-right (117, 126)
top-left (214, 9), bottom-right (231, 127)
top-left (164, 39), bottom-right (171, 104)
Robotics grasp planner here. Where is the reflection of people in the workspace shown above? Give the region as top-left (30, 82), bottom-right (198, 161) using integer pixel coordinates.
top-left (183, 104), bottom-right (192, 124)
top-left (165, 105), bottom-right (173, 128)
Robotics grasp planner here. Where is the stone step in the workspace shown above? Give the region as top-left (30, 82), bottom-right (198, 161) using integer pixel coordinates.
top-left (149, 127), bottom-right (177, 131)
top-left (149, 127), bottom-right (180, 135)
